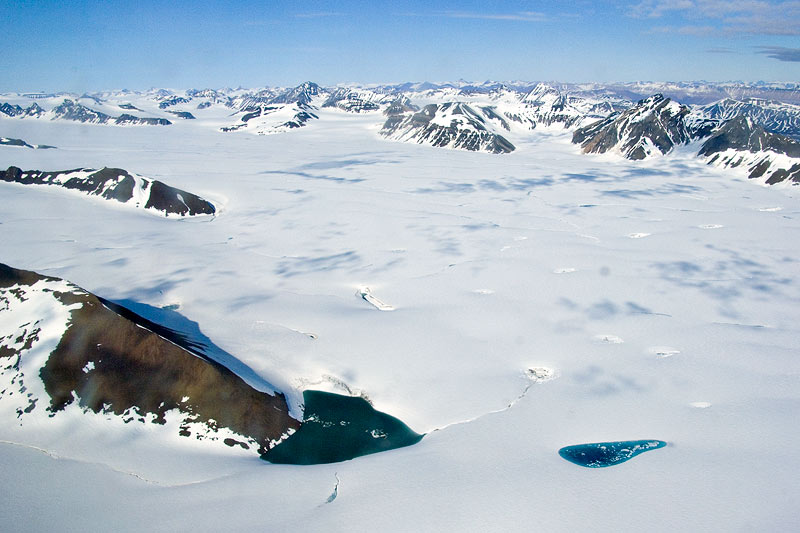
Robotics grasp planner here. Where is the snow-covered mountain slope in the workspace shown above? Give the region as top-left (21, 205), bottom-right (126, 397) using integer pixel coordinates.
top-left (1, 98), bottom-right (172, 126)
top-left (0, 102), bottom-right (45, 118)
top-left (572, 94), bottom-right (691, 160)
top-left (222, 102), bottom-right (319, 134)
top-left (698, 116), bottom-right (800, 185)
top-left (691, 98), bottom-right (800, 139)
top-left (381, 102), bottom-right (515, 153)
top-left (0, 263), bottom-right (300, 456)
top-left (270, 81), bottom-right (323, 106)
top-left (1, 166), bottom-right (216, 216)
top-left (506, 83), bottom-right (613, 130)
top-left (322, 88), bottom-right (389, 113)
top-left (222, 82), bottom-right (326, 135)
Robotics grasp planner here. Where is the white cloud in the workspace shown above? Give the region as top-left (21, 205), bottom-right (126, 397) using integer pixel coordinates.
top-left (630, 0), bottom-right (800, 35)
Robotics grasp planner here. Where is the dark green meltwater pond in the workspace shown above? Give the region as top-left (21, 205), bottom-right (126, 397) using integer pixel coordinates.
top-left (262, 390), bottom-right (424, 465)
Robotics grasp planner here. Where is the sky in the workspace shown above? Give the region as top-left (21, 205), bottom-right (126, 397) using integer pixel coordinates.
top-left (1, 0), bottom-right (799, 92)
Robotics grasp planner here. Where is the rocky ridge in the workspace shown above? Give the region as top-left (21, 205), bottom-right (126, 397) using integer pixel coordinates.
top-left (1, 166), bottom-right (216, 216)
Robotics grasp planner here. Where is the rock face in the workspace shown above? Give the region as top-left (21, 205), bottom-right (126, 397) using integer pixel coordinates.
top-left (0, 264), bottom-right (300, 455)
top-left (269, 81), bottom-right (321, 105)
top-left (698, 116), bottom-right (800, 184)
top-left (52, 99), bottom-right (113, 123)
top-left (0, 137), bottom-right (32, 148)
top-left (381, 102), bottom-right (516, 154)
top-left (5, 99), bottom-right (173, 126)
top-left (158, 96), bottom-right (191, 109)
top-left (114, 113), bottom-right (171, 126)
top-left (693, 98), bottom-right (800, 139)
top-left (572, 94), bottom-right (691, 160)
top-left (322, 88), bottom-right (385, 113)
top-left (515, 84), bottom-right (592, 129)
top-left (1, 166), bottom-right (216, 216)
top-left (0, 102), bottom-right (44, 118)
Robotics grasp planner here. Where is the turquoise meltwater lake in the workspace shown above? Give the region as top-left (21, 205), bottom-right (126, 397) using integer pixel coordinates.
top-left (558, 440), bottom-right (666, 468)
top-left (262, 390), bottom-right (424, 465)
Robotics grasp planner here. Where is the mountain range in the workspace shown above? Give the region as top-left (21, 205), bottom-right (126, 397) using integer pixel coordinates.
top-left (3, 80), bottom-right (799, 180)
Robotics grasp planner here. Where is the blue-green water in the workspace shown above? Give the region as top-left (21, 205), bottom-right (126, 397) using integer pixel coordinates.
top-left (558, 440), bottom-right (666, 468)
top-left (262, 390), bottom-right (424, 465)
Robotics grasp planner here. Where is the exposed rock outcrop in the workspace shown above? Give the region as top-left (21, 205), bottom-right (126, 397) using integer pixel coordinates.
top-left (0, 263), bottom-right (300, 455)
top-left (381, 102), bottom-right (515, 154)
top-left (698, 116), bottom-right (800, 184)
top-left (572, 94), bottom-right (691, 160)
top-left (1, 166), bottom-right (216, 216)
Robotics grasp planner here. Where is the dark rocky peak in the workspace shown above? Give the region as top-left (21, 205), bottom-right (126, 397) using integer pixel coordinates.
top-left (698, 116), bottom-right (800, 185)
top-left (158, 96), bottom-right (192, 109)
top-left (572, 94), bottom-right (691, 160)
top-left (0, 102), bottom-right (24, 117)
top-left (270, 81), bottom-right (322, 105)
top-left (700, 116), bottom-right (786, 155)
top-left (52, 99), bottom-right (112, 123)
top-left (114, 114), bottom-right (172, 126)
top-left (23, 102), bottom-right (45, 117)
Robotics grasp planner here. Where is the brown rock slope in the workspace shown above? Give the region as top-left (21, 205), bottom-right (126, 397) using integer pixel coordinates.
top-left (0, 263), bottom-right (299, 454)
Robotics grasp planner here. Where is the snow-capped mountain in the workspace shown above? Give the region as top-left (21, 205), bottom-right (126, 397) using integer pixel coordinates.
top-left (691, 98), bottom-right (800, 139)
top-left (511, 83), bottom-right (606, 129)
top-left (322, 88), bottom-right (388, 113)
top-left (1, 166), bottom-right (216, 216)
top-left (572, 94), bottom-right (692, 160)
top-left (52, 99), bottom-right (172, 125)
top-left (3, 81), bottom-right (800, 183)
top-left (699, 116), bottom-right (800, 185)
top-left (380, 102), bottom-right (516, 154)
top-left (1, 98), bottom-right (172, 126)
top-left (222, 102), bottom-right (319, 134)
top-left (0, 102), bottom-right (45, 118)
top-left (0, 263), bottom-right (299, 455)
top-left (222, 82), bottom-right (326, 134)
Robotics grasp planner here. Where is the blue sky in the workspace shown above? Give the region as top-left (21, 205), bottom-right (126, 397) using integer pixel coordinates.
top-left (1, 0), bottom-right (798, 91)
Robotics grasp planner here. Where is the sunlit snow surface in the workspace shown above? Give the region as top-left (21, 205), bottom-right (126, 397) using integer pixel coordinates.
top-left (1, 103), bottom-right (800, 531)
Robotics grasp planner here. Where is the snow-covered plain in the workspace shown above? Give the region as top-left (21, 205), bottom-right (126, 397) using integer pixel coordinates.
top-left (1, 99), bottom-right (800, 531)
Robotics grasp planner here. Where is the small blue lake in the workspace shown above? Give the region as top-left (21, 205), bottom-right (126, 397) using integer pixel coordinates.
top-left (262, 390), bottom-right (424, 465)
top-left (558, 440), bottom-right (666, 468)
